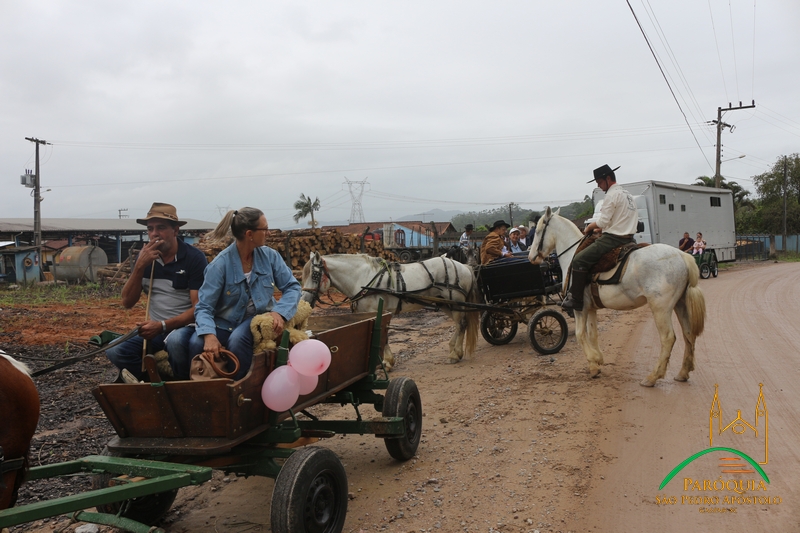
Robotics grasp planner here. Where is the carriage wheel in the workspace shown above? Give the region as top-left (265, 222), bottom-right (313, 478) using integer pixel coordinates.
top-left (711, 260), bottom-right (719, 277)
top-left (480, 311), bottom-right (518, 345)
top-left (382, 377), bottom-right (422, 461)
top-left (699, 263), bottom-right (711, 279)
top-left (91, 447), bottom-right (178, 525)
top-left (527, 309), bottom-right (569, 355)
top-left (271, 447), bottom-right (348, 533)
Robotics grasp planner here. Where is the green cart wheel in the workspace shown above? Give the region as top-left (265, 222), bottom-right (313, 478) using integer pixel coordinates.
top-left (91, 447), bottom-right (178, 526)
top-left (382, 377), bottom-right (422, 461)
top-left (271, 447), bottom-right (348, 533)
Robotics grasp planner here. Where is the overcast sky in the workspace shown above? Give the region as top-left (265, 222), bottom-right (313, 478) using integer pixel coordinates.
top-left (3, 1), bottom-right (799, 229)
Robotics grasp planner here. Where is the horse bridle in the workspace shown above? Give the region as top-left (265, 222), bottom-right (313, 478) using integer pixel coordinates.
top-left (533, 216), bottom-right (585, 263)
top-left (301, 256), bottom-right (331, 307)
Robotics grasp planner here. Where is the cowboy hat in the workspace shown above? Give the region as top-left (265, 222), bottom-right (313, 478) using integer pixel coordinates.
top-left (136, 202), bottom-right (187, 226)
top-left (491, 219), bottom-right (511, 230)
top-left (588, 164), bottom-right (621, 183)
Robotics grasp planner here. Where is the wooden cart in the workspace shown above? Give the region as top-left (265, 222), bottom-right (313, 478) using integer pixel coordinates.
top-left (1, 302), bottom-right (422, 533)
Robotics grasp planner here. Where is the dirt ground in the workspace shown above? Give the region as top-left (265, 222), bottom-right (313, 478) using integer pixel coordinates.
top-left (3, 260), bottom-right (799, 532)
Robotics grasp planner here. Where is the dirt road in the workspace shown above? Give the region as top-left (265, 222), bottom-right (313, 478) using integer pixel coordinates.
top-left (7, 261), bottom-right (800, 532)
top-left (577, 261), bottom-right (800, 532)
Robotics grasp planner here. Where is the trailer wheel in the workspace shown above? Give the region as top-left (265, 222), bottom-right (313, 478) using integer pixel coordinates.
top-left (91, 446), bottom-right (178, 526)
top-left (271, 447), bottom-right (348, 533)
top-left (710, 260), bottom-right (718, 277)
top-left (382, 377), bottom-right (422, 461)
top-left (398, 250), bottom-right (413, 263)
top-left (480, 311), bottom-right (518, 345)
top-left (528, 309), bottom-right (569, 355)
top-left (700, 263), bottom-right (711, 279)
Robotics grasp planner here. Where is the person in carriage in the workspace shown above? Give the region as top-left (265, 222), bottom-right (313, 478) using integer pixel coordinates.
top-left (507, 227), bottom-right (527, 253)
top-left (479, 220), bottom-right (514, 264)
top-left (561, 164), bottom-right (638, 312)
top-left (105, 203), bottom-right (207, 382)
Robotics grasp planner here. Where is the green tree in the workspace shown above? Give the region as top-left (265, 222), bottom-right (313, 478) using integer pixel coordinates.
top-left (293, 193), bottom-right (321, 227)
top-left (752, 154), bottom-right (800, 204)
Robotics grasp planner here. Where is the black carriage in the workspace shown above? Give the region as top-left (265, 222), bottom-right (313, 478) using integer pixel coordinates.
top-left (474, 255), bottom-right (569, 354)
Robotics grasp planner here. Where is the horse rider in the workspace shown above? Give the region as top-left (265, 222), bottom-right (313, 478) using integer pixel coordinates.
top-left (105, 203), bottom-right (208, 381)
top-left (562, 165), bottom-right (638, 312)
top-left (480, 220), bottom-right (513, 264)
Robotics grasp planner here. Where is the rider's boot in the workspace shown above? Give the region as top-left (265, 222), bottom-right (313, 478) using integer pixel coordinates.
top-left (562, 269), bottom-right (589, 312)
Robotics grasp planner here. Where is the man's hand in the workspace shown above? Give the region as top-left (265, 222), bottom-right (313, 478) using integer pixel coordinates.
top-left (137, 238), bottom-right (164, 266)
top-left (583, 222), bottom-right (601, 236)
top-left (137, 320), bottom-right (163, 340)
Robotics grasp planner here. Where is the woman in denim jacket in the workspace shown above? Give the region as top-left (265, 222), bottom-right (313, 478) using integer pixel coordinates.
top-left (189, 207), bottom-right (301, 380)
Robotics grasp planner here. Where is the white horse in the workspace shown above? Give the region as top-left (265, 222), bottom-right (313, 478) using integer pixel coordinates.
top-left (301, 252), bottom-right (480, 368)
top-left (528, 207), bottom-right (706, 387)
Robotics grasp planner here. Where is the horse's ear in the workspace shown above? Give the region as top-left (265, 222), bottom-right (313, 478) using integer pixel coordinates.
top-left (554, 207), bottom-right (561, 216)
top-left (544, 206), bottom-right (552, 218)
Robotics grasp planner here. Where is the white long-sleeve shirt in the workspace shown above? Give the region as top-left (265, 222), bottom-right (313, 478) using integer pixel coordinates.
top-left (596, 183), bottom-right (638, 236)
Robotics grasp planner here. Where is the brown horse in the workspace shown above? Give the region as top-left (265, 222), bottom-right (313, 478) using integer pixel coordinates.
top-left (0, 352), bottom-right (40, 510)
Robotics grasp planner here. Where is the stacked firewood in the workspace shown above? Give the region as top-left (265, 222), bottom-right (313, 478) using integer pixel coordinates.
top-left (196, 228), bottom-right (398, 269)
top-left (96, 250), bottom-right (138, 285)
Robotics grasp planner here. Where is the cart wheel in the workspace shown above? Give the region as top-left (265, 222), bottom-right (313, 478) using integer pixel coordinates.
top-left (711, 260), bottom-right (718, 277)
top-left (700, 263), bottom-right (711, 279)
top-left (480, 311), bottom-right (518, 345)
top-left (91, 446), bottom-right (178, 525)
top-left (271, 447), bottom-right (348, 533)
top-left (382, 377), bottom-right (422, 461)
top-left (527, 309), bottom-right (569, 355)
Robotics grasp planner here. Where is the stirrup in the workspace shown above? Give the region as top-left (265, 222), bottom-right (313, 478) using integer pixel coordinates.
top-left (561, 295), bottom-right (583, 312)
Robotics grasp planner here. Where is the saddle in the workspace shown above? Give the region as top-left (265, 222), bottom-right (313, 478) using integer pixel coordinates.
top-left (571, 236), bottom-right (650, 309)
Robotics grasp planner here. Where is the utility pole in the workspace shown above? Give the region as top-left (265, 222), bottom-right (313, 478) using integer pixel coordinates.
top-left (783, 157), bottom-right (788, 251)
top-left (712, 101), bottom-right (755, 188)
top-left (25, 137), bottom-right (50, 277)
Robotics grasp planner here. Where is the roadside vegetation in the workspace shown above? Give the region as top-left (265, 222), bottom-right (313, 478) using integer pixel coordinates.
top-left (0, 282), bottom-right (118, 306)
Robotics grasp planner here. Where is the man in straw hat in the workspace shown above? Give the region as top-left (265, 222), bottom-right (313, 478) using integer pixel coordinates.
top-left (562, 165), bottom-right (638, 312)
top-left (480, 219), bottom-right (513, 264)
top-left (105, 203), bottom-right (208, 381)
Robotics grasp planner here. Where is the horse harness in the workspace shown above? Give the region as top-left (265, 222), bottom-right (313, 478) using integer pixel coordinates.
top-left (0, 446), bottom-right (24, 489)
top-left (303, 256), bottom-right (468, 313)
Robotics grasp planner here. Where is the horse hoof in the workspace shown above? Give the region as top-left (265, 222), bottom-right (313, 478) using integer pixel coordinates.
top-left (447, 357), bottom-right (460, 364)
top-left (589, 368), bottom-right (601, 378)
top-left (640, 379), bottom-right (656, 387)
top-left (673, 375), bottom-right (688, 382)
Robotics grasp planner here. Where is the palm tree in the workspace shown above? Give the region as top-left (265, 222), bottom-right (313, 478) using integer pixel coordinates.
top-left (694, 176), bottom-right (753, 211)
top-left (293, 193), bottom-right (321, 227)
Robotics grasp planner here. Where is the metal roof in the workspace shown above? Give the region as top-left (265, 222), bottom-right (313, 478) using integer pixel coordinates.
top-left (0, 218), bottom-right (217, 233)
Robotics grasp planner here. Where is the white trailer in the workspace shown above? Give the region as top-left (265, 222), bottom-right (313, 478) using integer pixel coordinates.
top-left (591, 180), bottom-right (736, 261)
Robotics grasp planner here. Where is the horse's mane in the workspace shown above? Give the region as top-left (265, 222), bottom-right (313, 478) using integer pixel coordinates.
top-left (0, 352), bottom-right (32, 377)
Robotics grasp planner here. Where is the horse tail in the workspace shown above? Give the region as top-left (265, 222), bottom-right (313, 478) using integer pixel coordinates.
top-left (464, 273), bottom-right (480, 355)
top-left (681, 252), bottom-right (706, 337)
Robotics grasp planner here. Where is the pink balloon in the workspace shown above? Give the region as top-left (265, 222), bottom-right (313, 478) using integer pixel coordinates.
top-left (289, 339), bottom-right (332, 377)
top-left (261, 365), bottom-right (300, 412)
top-left (297, 372), bottom-right (319, 395)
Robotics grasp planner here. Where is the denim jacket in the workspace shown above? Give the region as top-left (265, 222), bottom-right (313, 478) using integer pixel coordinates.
top-left (194, 243), bottom-right (301, 336)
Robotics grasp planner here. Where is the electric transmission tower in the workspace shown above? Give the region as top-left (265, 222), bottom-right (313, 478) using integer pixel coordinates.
top-left (345, 178), bottom-right (368, 224)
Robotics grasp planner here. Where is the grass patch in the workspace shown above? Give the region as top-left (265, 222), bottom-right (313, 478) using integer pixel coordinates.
top-left (0, 282), bottom-right (119, 306)
top-left (776, 251), bottom-right (800, 262)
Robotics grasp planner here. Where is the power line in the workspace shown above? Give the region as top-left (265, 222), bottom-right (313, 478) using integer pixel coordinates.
top-left (626, 0), bottom-right (714, 173)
